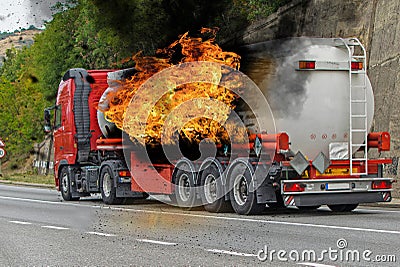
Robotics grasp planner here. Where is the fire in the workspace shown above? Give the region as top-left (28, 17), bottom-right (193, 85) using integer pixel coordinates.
top-left (102, 28), bottom-right (246, 145)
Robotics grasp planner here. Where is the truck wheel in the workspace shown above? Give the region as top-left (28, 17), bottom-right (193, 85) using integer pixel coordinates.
top-left (60, 167), bottom-right (79, 201)
top-left (229, 161), bottom-right (265, 215)
top-left (174, 169), bottom-right (197, 208)
top-left (200, 164), bottom-right (232, 213)
top-left (328, 204), bottom-right (358, 212)
top-left (100, 166), bottom-right (123, 205)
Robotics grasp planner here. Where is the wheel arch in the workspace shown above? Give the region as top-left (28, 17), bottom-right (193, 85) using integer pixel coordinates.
top-left (172, 157), bottom-right (196, 185)
top-left (199, 156), bottom-right (225, 188)
top-left (199, 158), bottom-right (225, 179)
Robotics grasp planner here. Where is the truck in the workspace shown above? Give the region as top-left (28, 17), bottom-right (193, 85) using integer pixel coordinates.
top-left (44, 38), bottom-right (393, 215)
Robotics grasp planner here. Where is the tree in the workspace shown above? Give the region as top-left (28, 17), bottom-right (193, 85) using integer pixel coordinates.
top-left (0, 0), bottom-right (288, 170)
top-left (0, 47), bottom-right (48, 168)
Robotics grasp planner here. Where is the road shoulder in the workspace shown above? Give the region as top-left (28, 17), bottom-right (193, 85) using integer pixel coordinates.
top-left (0, 179), bottom-right (55, 189)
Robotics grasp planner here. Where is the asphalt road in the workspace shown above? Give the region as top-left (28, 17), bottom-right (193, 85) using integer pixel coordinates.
top-left (0, 184), bottom-right (399, 267)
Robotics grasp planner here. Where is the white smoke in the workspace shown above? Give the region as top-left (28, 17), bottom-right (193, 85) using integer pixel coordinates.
top-left (26, 0), bottom-right (68, 28)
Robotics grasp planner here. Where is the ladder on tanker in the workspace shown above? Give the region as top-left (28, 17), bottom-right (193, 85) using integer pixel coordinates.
top-left (336, 38), bottom-right (368, 175)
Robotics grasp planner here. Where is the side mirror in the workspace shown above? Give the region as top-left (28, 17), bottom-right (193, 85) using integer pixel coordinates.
top-left (44, 109), bottom-right (52, 133)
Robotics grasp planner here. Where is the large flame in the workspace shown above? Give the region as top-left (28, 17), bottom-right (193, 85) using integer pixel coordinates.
top-left (102, 28), bottom-right (246, 145)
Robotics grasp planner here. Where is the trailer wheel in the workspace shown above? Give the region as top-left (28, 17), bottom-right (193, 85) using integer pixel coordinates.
top-left (60, 167), bottom-right (79, 201)
top-left (200, 164), bottom-right (232, 213)
top-left (100, 165), bottom-right (123, 205)
top-left (229, 161), bottom-right (265, 215)
top-left (174, 169), bottom-right (197, 208)
top-left (328, 204), bottom-right (358, 212)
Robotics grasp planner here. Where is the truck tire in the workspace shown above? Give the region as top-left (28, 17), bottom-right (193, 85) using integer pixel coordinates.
top-left (229, 161), bottom-right (265, 215)
top-left (174, 169), bottom-right (198, 208)
top-left (100, 165), bottom-right (123, 205)
top-left (60, 167), bottom-right (79, 201)
top-left (328, 204), bottom-right (358, 212)
top-left (200, 163), bottom-right (232, 213)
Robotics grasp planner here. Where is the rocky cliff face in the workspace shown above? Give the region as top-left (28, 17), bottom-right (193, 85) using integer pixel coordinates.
top-left (368, 0), bottom-right (400, 167)
top-left (236, 0), bottom-right (400, 186)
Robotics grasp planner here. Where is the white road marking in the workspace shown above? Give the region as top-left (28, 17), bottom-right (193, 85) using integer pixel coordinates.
top-left (206, 248), bottom-right (257, 257)
top-left (136, 239), bottom-right (177, 246)
top-left (41, 225), bottom-right (69, 230)
top-left (9, 220), bottom-right (32, 225)
top-left (356, 207), bottom-right (400, 214)
top-left (318, 206), bottom-right (400, 214)
top-left (86, 231), bottom-right (116, 237)
top-left (2, 195), bottom-right (400, 235)
top-left (112, 207), bottom-right (400, 235)
top-left (0, 195), bottom-right (99, 208)
top-left (297, 263), bottom-right (336, 267)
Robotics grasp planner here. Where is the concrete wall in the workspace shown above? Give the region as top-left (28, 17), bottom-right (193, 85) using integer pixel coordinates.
top-left (33, 134), bottom-right (54, 175)
top-left (235, 0), bottom-right (400, 186)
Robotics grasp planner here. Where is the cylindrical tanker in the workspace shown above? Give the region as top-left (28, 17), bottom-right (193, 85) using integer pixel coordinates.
top-left (97, 68), bottom-right (136, 138)
top-left (241, 38), bottom-right (373, 159)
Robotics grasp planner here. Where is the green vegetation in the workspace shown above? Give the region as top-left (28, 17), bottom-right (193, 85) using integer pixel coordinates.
top-left (234, 0), bottom-right (291, 20)
top-left (0, 173), bottom-right (54, 185)
top-left (0, 47), bottom-right (48, 169)
top-left (0, 0), bottom-right (286, 174)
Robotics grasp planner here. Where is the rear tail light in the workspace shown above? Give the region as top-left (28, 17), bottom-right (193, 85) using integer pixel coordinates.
top-left (299, 61), bottom-right (316, 70)
top-left (118, 170), bottom-right (131, 177)
top-left (283, 183), bottom-right (305, 192)
top-left (371, 180), bottom-right (392, 190)
top-left (351, 61), bottom-right (363, 70)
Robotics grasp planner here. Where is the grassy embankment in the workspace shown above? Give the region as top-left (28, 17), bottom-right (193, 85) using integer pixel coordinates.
top-left (0, 172), bottom-right (54, 185)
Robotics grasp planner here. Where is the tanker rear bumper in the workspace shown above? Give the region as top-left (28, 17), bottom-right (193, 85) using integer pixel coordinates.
top-left (281, 178), bottom-right (393, 207)
top-left (283, 192), bottom-right (391, 207)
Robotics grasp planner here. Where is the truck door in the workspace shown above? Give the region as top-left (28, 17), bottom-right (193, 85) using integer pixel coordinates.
top-left (53, 81), bottom-right (77, 165)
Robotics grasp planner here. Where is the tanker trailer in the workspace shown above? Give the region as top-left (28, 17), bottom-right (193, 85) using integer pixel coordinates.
top-left (238, 37), bottom-right (393, 212)
top-left (45, 37), bottom-right (393, 215)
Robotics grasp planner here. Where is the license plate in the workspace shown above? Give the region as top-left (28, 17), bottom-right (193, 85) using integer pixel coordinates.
top-left (326, 182), bottom-right (350, 190)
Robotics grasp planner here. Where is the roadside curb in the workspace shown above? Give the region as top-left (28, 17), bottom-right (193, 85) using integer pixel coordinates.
top-left (360, 202), bottom-right (400, 209)
top-left (0, 179), bottom-right (55, 189)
